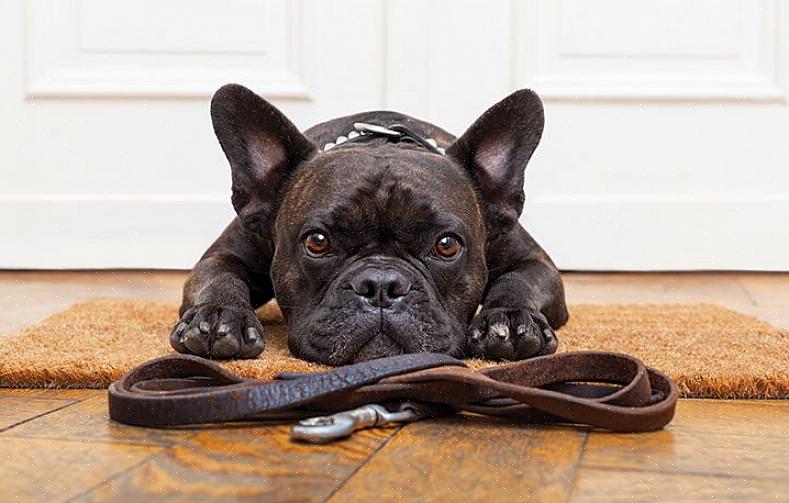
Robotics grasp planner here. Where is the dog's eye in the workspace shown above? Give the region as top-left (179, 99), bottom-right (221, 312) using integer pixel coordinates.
top-left (304, 232), bottom-right (330, 256)
top-left (435, 235), bottom-right (461, 259)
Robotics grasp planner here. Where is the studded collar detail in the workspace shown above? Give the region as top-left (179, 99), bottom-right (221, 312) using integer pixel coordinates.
top-left (323, 122), bottom-right (446, 155)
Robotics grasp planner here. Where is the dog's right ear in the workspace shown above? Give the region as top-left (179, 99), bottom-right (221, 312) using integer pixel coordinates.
top-left (211, 83), bottom-right (316, 233)
top-left (447, 89), bottom-right (544, 237)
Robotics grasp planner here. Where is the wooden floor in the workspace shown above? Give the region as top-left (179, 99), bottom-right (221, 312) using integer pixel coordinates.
top-left (1, 271), bottom-right (788, 502)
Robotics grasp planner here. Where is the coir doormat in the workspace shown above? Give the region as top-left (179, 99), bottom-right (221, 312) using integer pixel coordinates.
top-left (0, 299), bottom-right (786, 398)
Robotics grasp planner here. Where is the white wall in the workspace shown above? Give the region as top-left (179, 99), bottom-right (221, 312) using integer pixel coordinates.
top-left (1, 0), bottom-right (788, 270)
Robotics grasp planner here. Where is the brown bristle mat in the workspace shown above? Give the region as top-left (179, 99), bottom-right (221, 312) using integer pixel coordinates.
top-left (0, 299), bottom-right (786, 398)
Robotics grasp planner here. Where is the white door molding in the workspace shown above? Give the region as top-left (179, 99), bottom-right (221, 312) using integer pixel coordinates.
top-left (516, 0), bottom-right (784, 101)
top-left (24, 0), bottom-right (310, 99)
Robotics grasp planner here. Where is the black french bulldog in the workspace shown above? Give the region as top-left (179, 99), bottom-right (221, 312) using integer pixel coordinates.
top-left (170, 84), bottom-right (568, 365)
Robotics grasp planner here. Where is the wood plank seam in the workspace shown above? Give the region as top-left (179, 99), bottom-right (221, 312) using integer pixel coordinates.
top-left (565, 430), bottom-right (591, 503)
top-left (577, 463), bottom-right (789, 483)
top-left (1, 432), bottom-right (199, 449)
top-left (71, 426), bottom-right (401, 502)
top-left (2, 394), bottom-right (202, 447)
top-left (0, 391), bottom-right (95, 401)
top-left (734, 278), bottom-right (759, 306)
top-left (323, 425), bottom-right (405, 502)
top-left (659, 430), bottom-right (789, 440)
top-left (60, 417), bottom-right (204, 502)
top-left (0, 398), bottom-right (81, 433)
top-left (63, 446), bottom-right (169, 503)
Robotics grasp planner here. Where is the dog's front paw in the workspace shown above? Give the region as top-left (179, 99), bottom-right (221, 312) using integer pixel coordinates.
top-left (169, 304), bottom-right (266, 359)
top-left (466, 307), bottom-right (558, 360)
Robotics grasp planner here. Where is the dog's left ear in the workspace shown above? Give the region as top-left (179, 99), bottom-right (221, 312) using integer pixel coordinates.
top-left (447, 89), bottom-right (544, 235)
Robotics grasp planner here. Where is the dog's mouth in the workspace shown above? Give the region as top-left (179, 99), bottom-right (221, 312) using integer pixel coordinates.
top-left (318, 311), bottom-right (412, 364)
top-left (351, 331), bottom-right (406, 362)
top-left (291, 305), bottom-right (463, 365)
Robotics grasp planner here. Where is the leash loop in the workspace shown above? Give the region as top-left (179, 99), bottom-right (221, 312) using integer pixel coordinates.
top-left (108, 351), bottom-right (678, 442)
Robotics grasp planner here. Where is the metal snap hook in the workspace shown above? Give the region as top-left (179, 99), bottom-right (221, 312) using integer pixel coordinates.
top-left (291, 403), bottom-right (418, 444)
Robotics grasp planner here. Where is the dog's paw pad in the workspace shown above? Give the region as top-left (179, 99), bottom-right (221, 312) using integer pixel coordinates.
top-left (466, 307), bottom-right (557, 360)
top-left (169, 304), bottom-right (266, 359)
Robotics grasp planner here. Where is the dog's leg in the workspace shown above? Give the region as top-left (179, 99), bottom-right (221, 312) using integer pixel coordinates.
top-left (467, 225), bottom-right (568, 360)
top-left (170, 221), bottom-right (273, 359)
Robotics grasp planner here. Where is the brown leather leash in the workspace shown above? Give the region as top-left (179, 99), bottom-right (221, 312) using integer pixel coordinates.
top-left (108, 351), bottom-right (678, 443)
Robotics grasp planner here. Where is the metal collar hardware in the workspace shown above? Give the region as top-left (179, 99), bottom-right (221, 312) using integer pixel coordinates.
top-left (323, 122), bottom-right (446, 155)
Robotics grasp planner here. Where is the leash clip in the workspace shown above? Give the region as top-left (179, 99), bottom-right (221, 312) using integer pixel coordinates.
top-left (291, 403), bottom-right (418, 444)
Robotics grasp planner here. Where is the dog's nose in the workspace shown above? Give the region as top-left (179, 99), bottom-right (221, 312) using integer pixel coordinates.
top-left (351, 268), bottom-right (411, 306)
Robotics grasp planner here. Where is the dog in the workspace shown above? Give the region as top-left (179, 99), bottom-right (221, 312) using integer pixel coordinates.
top-left (170, 84), bottom-right (568, 365)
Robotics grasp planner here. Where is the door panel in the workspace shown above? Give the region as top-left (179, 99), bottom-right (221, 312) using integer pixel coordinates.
top-left (1, 0), bottom-right (787, 270)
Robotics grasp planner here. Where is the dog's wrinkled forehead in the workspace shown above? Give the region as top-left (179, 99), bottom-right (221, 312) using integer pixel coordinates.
top-left (277, 147), bottom-right (484, 244)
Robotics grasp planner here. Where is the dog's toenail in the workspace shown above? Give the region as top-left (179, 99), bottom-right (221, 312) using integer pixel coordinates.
top-left (470, 328), bottom-right (482, 340)
top-left (489, 323), bottom-right (509, 339)
top-left (169, 323), bottom-right (188, 351)
top-left (199, 321), bottom-right (210, 333)
top-left (516, 324), bottom-right (527, 336)
top-left (246, 327), bottom-right (259, 341)
top-left (217, 324), bottom-right (230, 336)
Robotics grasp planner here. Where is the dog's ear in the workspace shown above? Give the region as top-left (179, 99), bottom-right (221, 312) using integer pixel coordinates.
top-left (211, 83), bottom-right (316, 233)
top-left (447, 89), bottom-right (544, 236)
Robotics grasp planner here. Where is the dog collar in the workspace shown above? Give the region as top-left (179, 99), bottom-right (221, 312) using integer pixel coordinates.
top-left (323, 122), bottom-right (446, 155)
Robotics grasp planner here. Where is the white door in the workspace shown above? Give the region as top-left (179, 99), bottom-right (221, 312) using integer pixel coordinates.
top-left (2, 0), bottom-right (788, 270)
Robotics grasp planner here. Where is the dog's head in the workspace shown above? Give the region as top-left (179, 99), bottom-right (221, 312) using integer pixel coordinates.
top-left (211, 84), bottom-right (544, 364)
